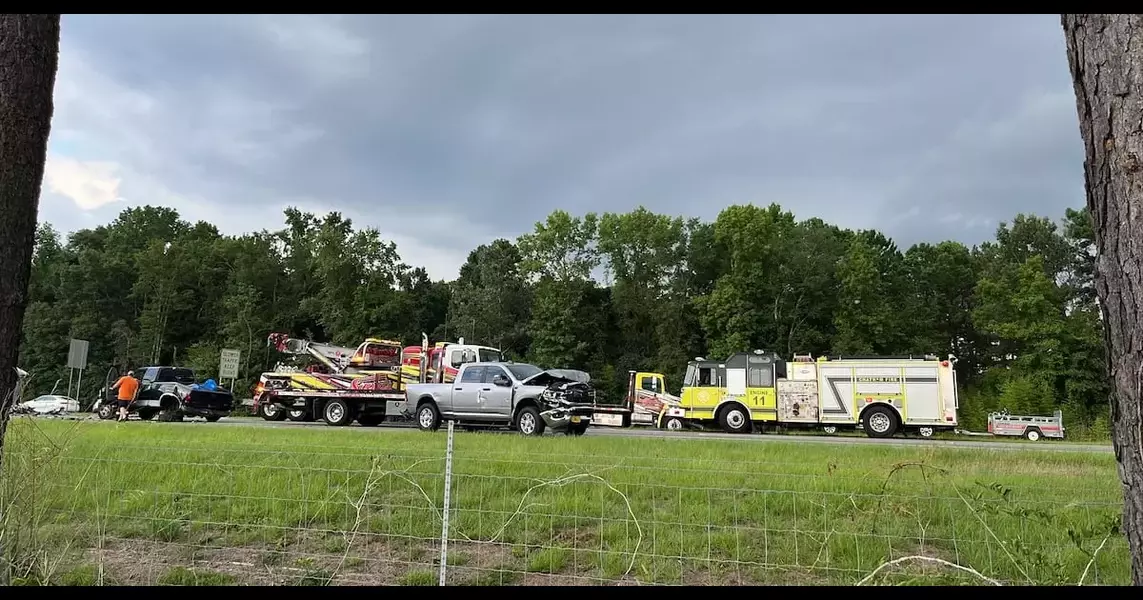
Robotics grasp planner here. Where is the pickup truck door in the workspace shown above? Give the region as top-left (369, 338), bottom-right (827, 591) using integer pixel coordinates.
top-left (451, 366), bottom-right (485, 416)
top-left (480, 366), bottom-right (514, 418)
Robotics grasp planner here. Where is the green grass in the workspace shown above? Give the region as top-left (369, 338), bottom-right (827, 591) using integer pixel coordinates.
top-left (0, 417), bottom-right (1128, 586)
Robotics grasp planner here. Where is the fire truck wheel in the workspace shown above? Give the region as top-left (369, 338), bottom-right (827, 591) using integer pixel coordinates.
top-left (259, 402), bottom-right (287, 422)
top-left (862, 406), bottom-right (898, 438)
top-left (1024, 428), bottom-right (1042, 442)
top-left (322, 399), bottom-right (355, 427)
top-left (416, 402), bottom-right (441, 432)
top-left (718, 405), bottom-right (751, 434)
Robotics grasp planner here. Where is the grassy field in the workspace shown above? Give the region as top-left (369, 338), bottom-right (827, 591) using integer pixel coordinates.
top-left (0, 416), bottom-right (1128, 586)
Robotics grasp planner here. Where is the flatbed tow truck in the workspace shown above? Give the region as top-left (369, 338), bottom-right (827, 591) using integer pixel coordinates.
top-left (590, 370), bottom-right (686, 430)
top-left (253, 333), bottom-right (504, 426)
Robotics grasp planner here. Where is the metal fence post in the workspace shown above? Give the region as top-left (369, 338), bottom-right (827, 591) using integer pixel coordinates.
top-left (438, 419), bottom-right (455, 586)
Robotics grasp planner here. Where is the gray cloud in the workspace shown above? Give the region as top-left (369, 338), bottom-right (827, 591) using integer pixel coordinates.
top-left (40, 14), bottom-right (1084, 279)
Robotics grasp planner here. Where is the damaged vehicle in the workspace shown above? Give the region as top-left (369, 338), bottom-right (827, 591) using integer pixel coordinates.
top-left (14, 394), bottom-right (81, 416)
top-left (93, 366), bottom-right (235, 422)
top-left (405, 362), bottom-right (596, 436)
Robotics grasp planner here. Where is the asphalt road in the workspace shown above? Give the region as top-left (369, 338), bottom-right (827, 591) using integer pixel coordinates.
top-left (205, 416), bottom-right (1112, 454)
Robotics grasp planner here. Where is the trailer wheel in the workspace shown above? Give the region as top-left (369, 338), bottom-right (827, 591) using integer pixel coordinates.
top-left (917, 427), bottom-right (934, 438)
top-left (822, 425), bottom-right (838, 435)
top-left (718, 404), bottom-right (751, 434)
top-left (259, 402), bottom-right (286, 422)
top-left (416, 402), bottom-right (441, 432)
top-left (862, 405), bottom-right (898, 438)
top-left (322, 399), bottom-right (355, 427)
top-left (659, 416), bottom-right (684, 431)
top-left (1024, 428), bottom-right (1042, 442)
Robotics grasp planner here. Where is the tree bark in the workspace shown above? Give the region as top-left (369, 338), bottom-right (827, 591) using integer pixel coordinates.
top-left (1062, 14), bottom-right (1143, 585)
top-left (0, 13), bottom-right (60, 464)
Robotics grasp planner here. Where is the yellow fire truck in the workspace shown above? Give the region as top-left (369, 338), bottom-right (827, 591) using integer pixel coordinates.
top-left (673, 351), bottom-right (959, 438)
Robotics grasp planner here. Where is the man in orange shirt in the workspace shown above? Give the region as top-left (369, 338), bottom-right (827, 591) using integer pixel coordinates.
top-left (110, 369), bottom-right (141, 422)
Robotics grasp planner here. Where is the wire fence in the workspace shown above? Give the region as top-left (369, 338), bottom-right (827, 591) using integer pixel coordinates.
top-left (0, 415), bottom-right (1131, 586)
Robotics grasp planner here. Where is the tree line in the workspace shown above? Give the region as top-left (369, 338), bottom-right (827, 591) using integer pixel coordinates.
top-left (17, 202), bottom-right (1107, 434)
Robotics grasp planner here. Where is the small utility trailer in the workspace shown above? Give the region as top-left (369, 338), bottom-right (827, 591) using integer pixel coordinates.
top-left (986, 409), bottom-right (1065, 441)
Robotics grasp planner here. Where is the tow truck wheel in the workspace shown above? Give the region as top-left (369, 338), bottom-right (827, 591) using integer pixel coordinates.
top-left (287, 408), bottom-right (311, 422)
top-left (322, 399), bottom-right (354, 427)
top-left (516, 406), bottom-right (545, 437)
top-left (718, 405), bottom-right (751, 434)
top-left (862, 406), bottom-right (898, 439)
top-left (416, 402), bottom-right (441, 432)
top-left (259, 402), bottom-right (287, 422)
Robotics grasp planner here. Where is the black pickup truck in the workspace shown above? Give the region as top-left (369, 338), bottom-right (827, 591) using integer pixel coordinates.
top-left (94, 366), bottom-right (234, 422)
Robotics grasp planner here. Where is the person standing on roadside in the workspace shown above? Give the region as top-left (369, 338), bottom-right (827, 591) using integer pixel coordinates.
top-left (110, 368), bottom-right (140, 422)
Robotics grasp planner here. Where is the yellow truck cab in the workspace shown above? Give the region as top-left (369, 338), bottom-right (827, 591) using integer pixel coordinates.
top-left (679, 351), bottom-right (784, 433)
top-left (590, 370), bottom-right (684, 428)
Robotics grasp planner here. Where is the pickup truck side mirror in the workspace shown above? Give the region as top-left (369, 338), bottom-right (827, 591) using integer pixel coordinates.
top-left (492, 374), bottom-right (512, 387)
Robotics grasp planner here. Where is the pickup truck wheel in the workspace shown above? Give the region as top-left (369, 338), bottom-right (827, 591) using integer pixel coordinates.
top-left (416, 403), bottom-right (441, 432)
top-left (516, 406), bottom-right (545, 436)
top-left (157, 410), bottom-right (183, 423)
top-left (566, 422), bottom-right (589, 436)
top-left (97, 404), bottom-right (115, 420)
top-left (323, 399), bottom-right (355, 426)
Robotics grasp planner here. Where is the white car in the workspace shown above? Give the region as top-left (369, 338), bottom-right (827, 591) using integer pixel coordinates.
top-left (16, 394), bottom-right (80, 415)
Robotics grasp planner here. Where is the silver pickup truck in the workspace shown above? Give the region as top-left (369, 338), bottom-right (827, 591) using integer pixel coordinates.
top-left (405, 361), bottom-right (596, 436)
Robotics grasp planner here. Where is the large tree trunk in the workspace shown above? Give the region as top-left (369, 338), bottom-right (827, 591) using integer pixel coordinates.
top-left (1062, 14), bottom-right (1143, 585)
top-left (0, 15), bottom-right (61, 568)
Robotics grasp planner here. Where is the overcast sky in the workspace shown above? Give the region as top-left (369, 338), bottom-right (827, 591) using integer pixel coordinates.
top-left (40, 14), bottom-right (1084, 280)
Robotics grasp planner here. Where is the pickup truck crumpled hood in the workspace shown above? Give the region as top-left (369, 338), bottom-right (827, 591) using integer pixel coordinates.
top-left (526, 370), bottom-right (595, 406)
top-left (521, 369), bottom-right (591, 386)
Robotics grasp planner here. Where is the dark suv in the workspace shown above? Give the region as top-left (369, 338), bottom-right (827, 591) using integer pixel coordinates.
top-left (95, 366), bottom-right (234, 422)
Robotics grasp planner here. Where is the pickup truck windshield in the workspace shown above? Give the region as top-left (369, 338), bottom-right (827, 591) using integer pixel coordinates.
top-left (157, 368), bottom-right (196, 384)
top-left (505, 364), bottom-right (542, 381)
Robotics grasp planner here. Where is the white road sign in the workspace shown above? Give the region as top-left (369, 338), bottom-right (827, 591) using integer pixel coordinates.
top-left (219, 349), bottom-right (241, 380)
